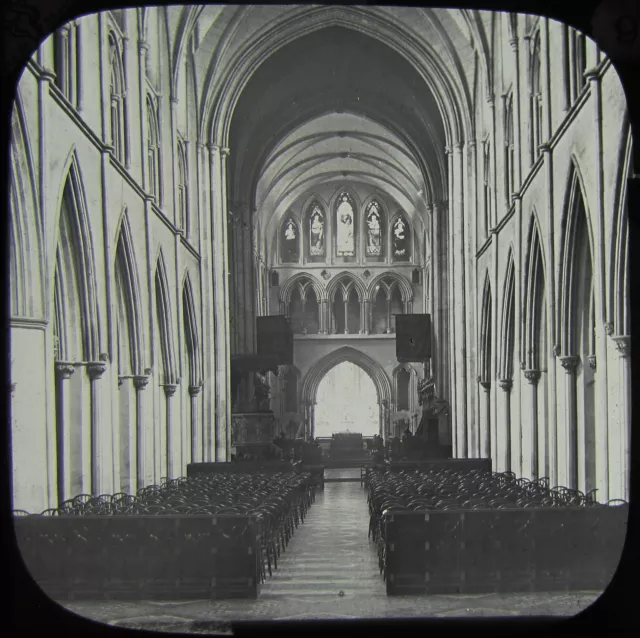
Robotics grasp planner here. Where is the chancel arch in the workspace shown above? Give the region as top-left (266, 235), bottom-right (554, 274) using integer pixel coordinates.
top-left (302, 346), bottom-right (392, 439)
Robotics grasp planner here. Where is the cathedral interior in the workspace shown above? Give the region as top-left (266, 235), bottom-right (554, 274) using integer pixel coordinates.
top-left (8, 4), bottom-right (631, 628)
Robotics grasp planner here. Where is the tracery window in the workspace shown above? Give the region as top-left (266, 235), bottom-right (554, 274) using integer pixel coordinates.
top-left (146, 95), bottom-right (161, 200)
top-left (391, 214), bottom-right (411, 262)
top-left (177, 139), bottom-right (189, 233)
top-left (567, 28), bottom-right (588, 104)
top-left (108, 33), bottom-right (126, 162)
top-left (530, 32), bottom-right (543, 160)
top-left (504, 93), bottom-right (515, 204)
top-left (335, 192), bottom-right (356, 258)
top-left (53, 21), bottom-right (80, 108)
top-left (365, 199), bottom-right (384, 259)
top-left (306, 201), bottom-right (325, 261)
top-left (483, 141), bottom-right (492, 236)
top-left (280, 216), bottom-right (300, 263)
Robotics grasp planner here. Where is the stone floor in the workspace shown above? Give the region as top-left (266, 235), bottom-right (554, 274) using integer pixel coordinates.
top-left (61, 477), bottom-right (602, 632)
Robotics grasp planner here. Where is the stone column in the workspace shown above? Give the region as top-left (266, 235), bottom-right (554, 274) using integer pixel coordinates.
top-left (612, 336), bottom-right (630, 500)
top-left (87, 362), bottom-right (107, 495)
top-left (189, 384), bottom-right (202, 464)
top-left (163, 384), bottom-right (178, 478)
top-left (133, 374), bottom-right (149, 491)
top-left (363, 299), bottom-right (370, 334)
top-left (55, 362), bottom-right (75, 503)
top-left (523, 370), bottom-right (541, 479)
top-left (343, 292), bottom-right (349, 334)
top-left (137, 39), bottom-right (150, 189)
top-left (320, 299), bottom-right (328, 334)
top-left (498, 379), bottom-right (512, 472)
top-left (479, 380), bottom-right (491, 460)
top-left (559, 355), bottom-right (579, 488)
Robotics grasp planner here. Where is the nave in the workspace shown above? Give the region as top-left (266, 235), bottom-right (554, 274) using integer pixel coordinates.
top-left (58, 473), bottom-right (601, 631)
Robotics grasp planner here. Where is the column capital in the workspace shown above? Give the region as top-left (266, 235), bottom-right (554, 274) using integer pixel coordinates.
top-left (207, 143), bottom-right (220, 155)
top-left (163, 383), bottom-right (179, 397)
top-left (584, 68), bottom-right (601, 83)
top-left (498, 379), bottom-right (512, 392)
top-left (613, 335), bottom-right (630, 358)
top-left (138, 39), bottom-right (149, 54)
top-left (509, 38), bottom-right (519, 51)
top-left (133, 375), bottom-right (150, 390)
top-left (220, 147), bottom-right (231, 158)
top-left (453, 141), bottom-right (465, 152)
top-left (479, 379), bottom-right (491, 391)
top-left (87, 362), bottom-right (107, 380)
top-left (523, 369), bottom-right (541, 385)
top-left (189, 384), bottom-right (202, 397)
top-left (539, 142), bottom-right (552, 154)
top-left (604, 321), bottom-right (615, 336)
top-left (444, 145), bottom-right (453, 156)
top-left (55, 362), bottom-right (76, 380)
top-left (552, 344), bottom-right (561, 357)
top-left (560, 355), bottom-right (580, 373)
top-left (588, 355), bottom-right (597, 371)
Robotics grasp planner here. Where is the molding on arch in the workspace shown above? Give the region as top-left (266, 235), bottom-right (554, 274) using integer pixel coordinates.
top-left (558, 161), bottom-right (595, 355)
top-left (182, 272), bottom-right (202, 386)
top-left (155, 251), bottom-right (179, 384)
top-left (301, 345), bottom-right (392, 408)
top-left (479, 271), bottom-right (493, 382)
top-left (367, 271), bottom-right (414, 303)
top-left (279, 272), bottom-right (325, 304)
top-left (325, 271), bottom-right (367, 302)
top-left (523, 215), bottom-right (546, 371)
top-left (499, 251), bottom-right (516, 380)
top-left (115, 211), bottom-right (146, 375)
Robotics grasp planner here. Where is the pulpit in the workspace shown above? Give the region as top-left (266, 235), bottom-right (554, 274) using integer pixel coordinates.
top-left (230, 354), bottom-right (280, 460)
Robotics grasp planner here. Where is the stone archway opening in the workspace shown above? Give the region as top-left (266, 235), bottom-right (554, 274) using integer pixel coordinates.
top-left (314, 362), bottom-right (379, 439)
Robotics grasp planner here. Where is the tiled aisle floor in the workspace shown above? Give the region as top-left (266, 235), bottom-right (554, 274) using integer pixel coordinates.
top-left (62, 482), bottom-right (601, 631)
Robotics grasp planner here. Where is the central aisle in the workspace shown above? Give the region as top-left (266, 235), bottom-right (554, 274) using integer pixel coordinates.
top-left (260, 477), bottom-right (383, 600)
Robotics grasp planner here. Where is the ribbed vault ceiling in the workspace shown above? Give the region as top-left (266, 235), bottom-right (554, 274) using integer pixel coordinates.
top-left (256, 112), bottom-right (427, 241)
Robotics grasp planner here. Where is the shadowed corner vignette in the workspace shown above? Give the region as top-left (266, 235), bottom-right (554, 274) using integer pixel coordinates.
top-left (6, 2), bottom-right (632, 632)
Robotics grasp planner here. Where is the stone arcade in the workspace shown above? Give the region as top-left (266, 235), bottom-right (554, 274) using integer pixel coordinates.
top-left (8, 3), bottom-right (631, 621)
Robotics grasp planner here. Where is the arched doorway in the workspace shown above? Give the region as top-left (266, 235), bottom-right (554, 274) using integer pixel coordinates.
top-left (301, 346), bottom-right (392, 440)
top-left (314, 362), bottom-right (378, 438)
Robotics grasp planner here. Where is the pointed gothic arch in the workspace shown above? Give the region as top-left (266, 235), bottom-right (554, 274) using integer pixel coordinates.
top-left (182, 273), bottom-right (202, 386)
top-left (523, 214), bottom-right (547, 371)
top-left (302, 346), bottom-right (392, 436)
top-left (392, 363), bottom-right (415, 412)
top-left (53, 155), bottom-right (101, 362)
top-left (367, 272), bottom-right (414, 304)
top-left (279, 272), bottom-right (325, 304)
top-left (610, 127), bottom-right (631, 336)
top-left (114, 211), bottom-right (145, 375)
top-left (499, 251), bottom-right (516, 380)
top-left (479, 272), bottom-right (493, 382)
top-left (155, 252), bottom-right (178, 384)
top-left (9, 98), bottom-right (44, 318)
top-left (558, 162), bottom-right (595, 355)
